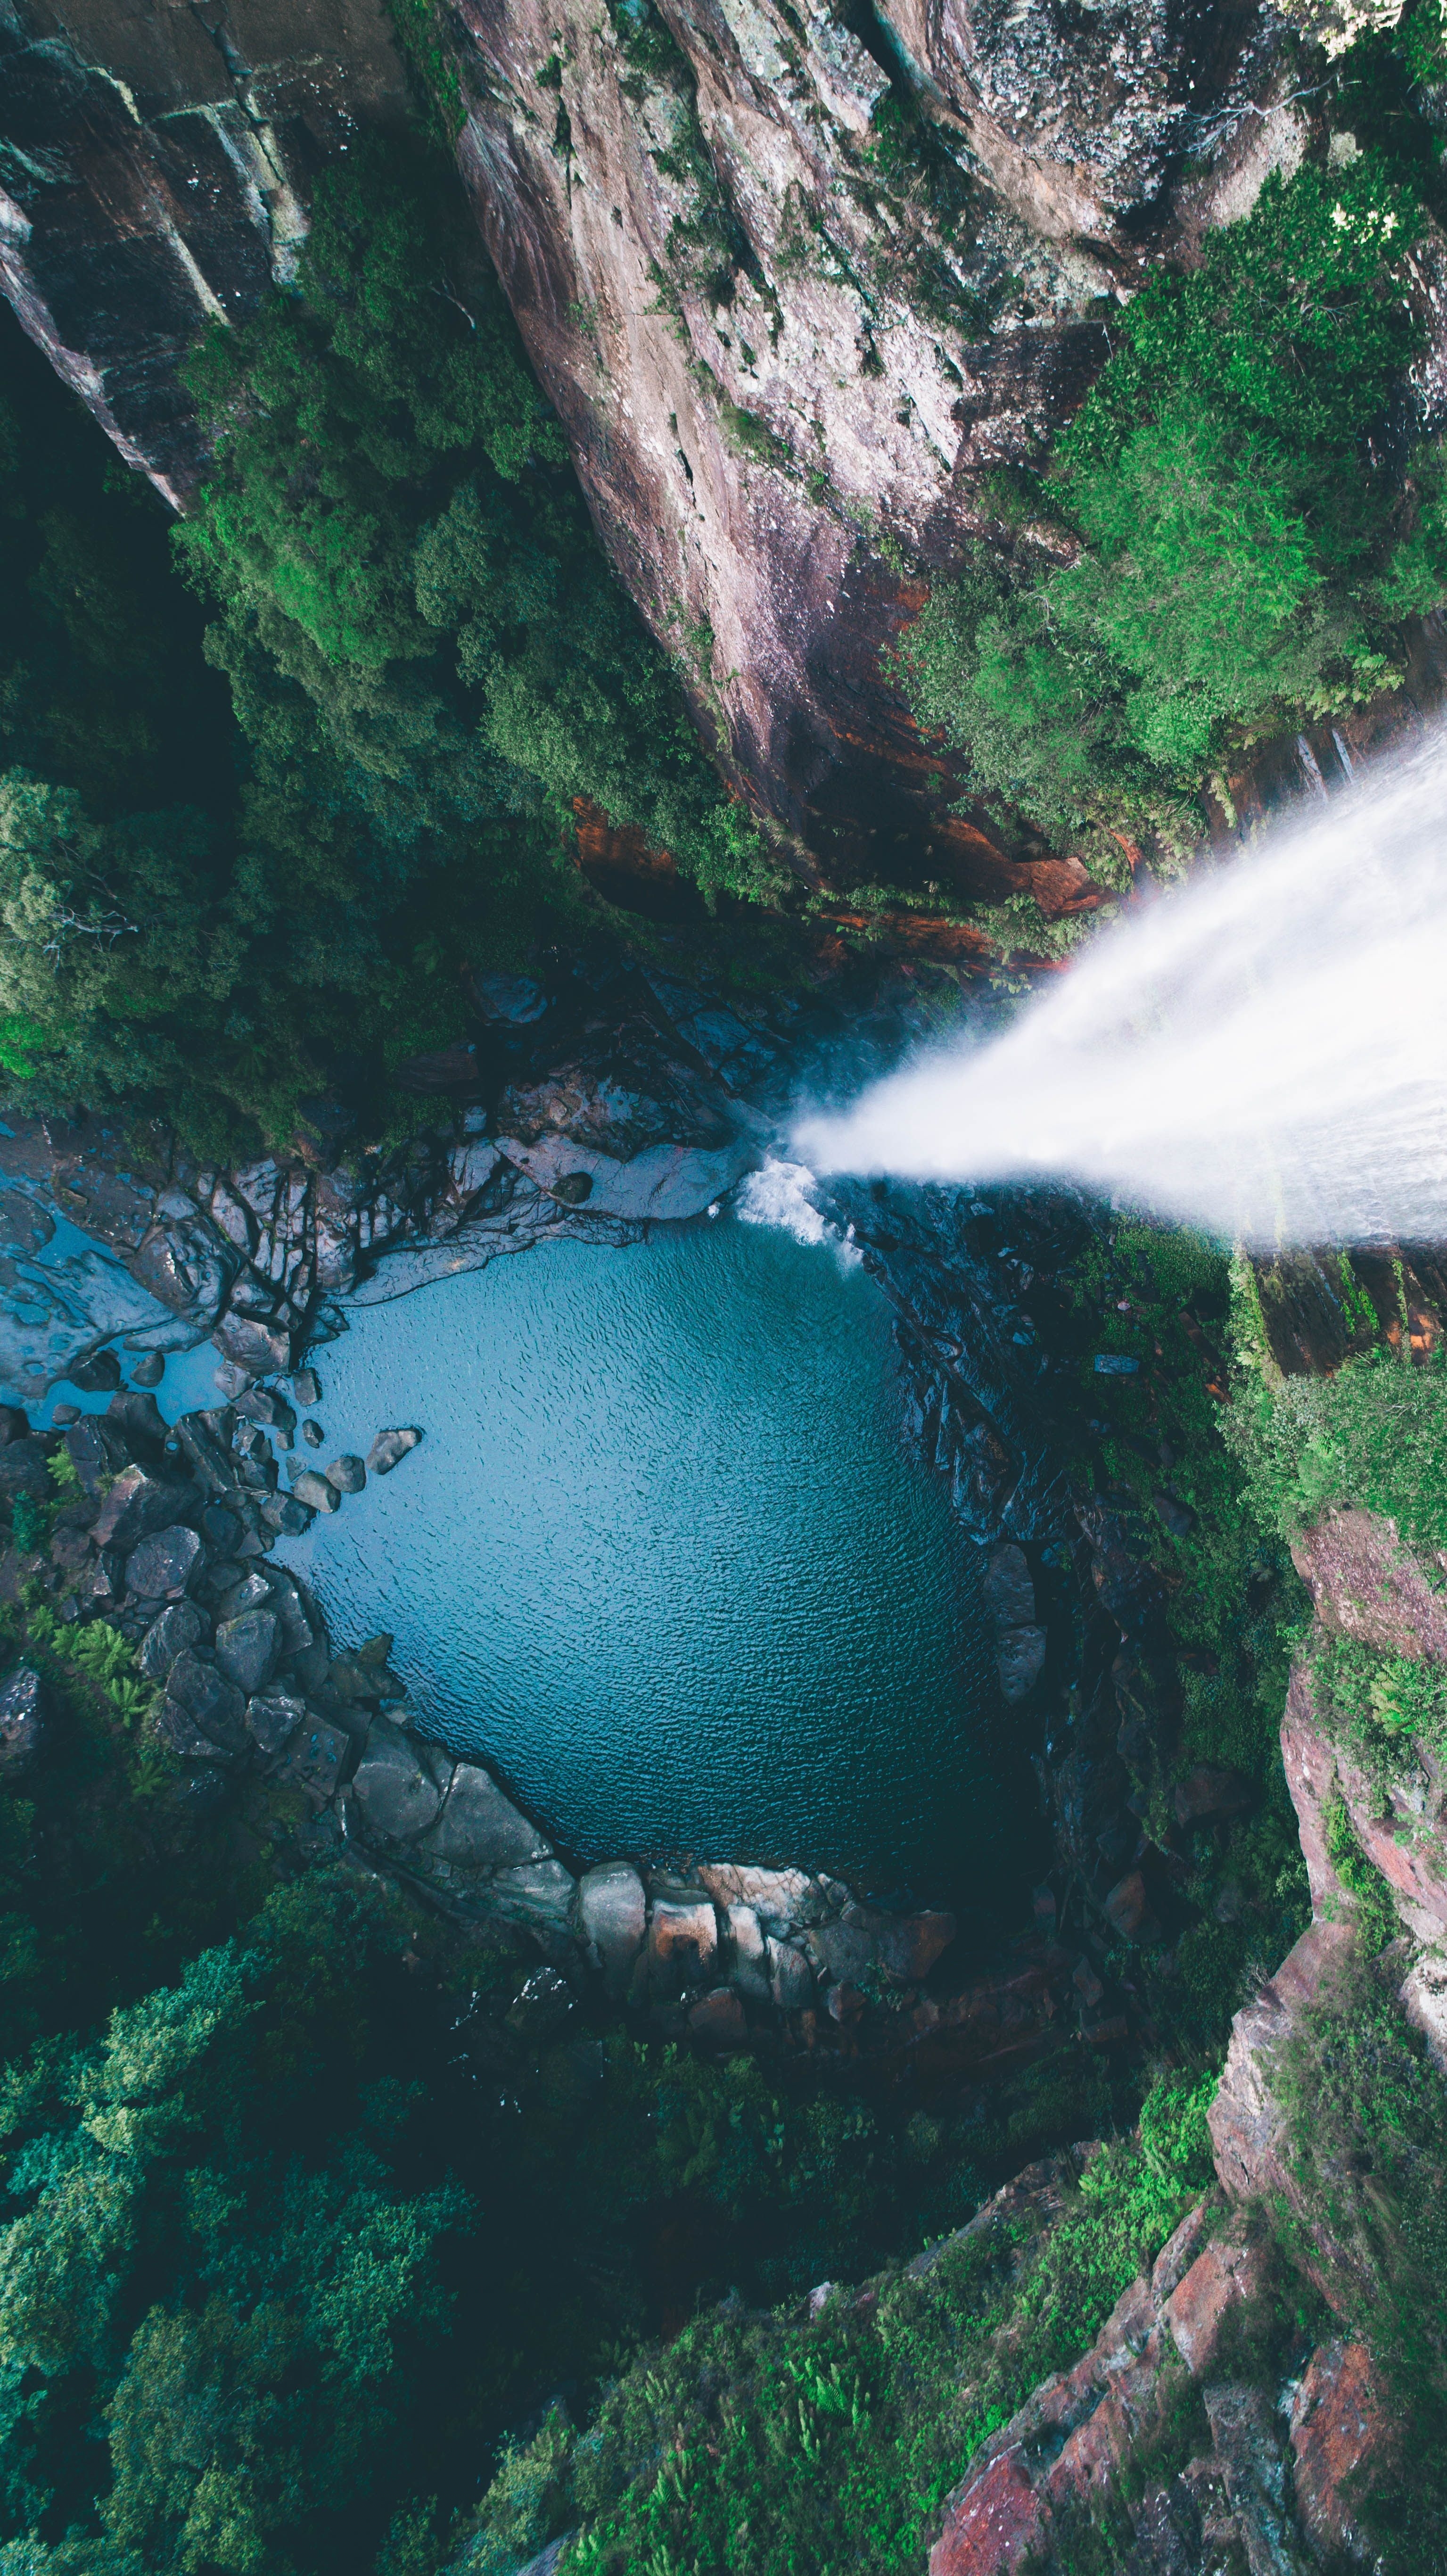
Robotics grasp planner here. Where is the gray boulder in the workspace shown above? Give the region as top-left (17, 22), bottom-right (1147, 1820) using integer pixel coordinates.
top-left (261, 1493), bottom-right (312, 1536)
top-left (983, 1542), bottom-right (1036, 1627)
top-left (214, 1608), bottom-right (280, 1697)
top-left (996, 1627), bottom-right (1047, 1703)
top-left (70, 1347), bottom-right (122, 1394)
top-left (164, 1651), bottom-right (247, 1755)
top-left (125, 1524), bottom-right (203, 1602)
top-left (352, 1718), bottom-right (448, 1841)
top-left (419, 1761), bottom-right (552, 1870)
top-left (367, 1427), bottom-right (422, 1476)
top-left (129, 1352), bottom-right (165, 1389)
top-left (302, 1420), bottom-right (324, 1448)
top-left (724, 1900), bottom-right (772, 2000)
top-left (325, 1455), bottom-right (366, 1494)
top-left (649, 1899), bottom-right (719, 1992)
top-left (768, 1936), bottom-right (814, 2013)
top-left (271, 1713), bottom-right (349, 1803)
top-left (484, 1861), bottom-right (577, 1931)
top-left (578, 1861), bottom-right (647, 1996)
top-left (292, 1369), bottom-right (321, 1406)
top-left (0, 1437), bottom-right (58, 1503)
top-left (808, 1920), bottom-right (876, 1987)
top-left (139, 1600), bottom-right (208, 1681)
top-left (291, 1470), bottom-right (339, 1514)
top-left (244, 1693), bottom-right (305, 1759)
top-left (0, 1665), bottom-right (44, 1773)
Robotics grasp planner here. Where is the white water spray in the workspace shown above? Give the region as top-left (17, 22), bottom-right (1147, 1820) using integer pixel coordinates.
top-left (794, 733), bottom-right (1447, 1248)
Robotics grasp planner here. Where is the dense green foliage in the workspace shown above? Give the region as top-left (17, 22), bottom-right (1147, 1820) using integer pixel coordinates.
top-left (1229, 1328), bottom-right (1447, 1555)
top-left (1061, 1222), bottom-right (1312, 2046)
top-left (0, 142), bottom-right (778, 1156)
top-left (900, 143), bottom-right (1447, 864)
top-left (177, 135), bottom-right (776, 909)
top-left (457, 2076), bottom-right (1216, 2576)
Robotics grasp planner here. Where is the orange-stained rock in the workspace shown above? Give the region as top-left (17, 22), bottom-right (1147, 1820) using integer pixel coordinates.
top-left (1290, 2339), bottom-right (1396, 2568)
top-left (1164, 2232), bottom-right (1268, 2376)
top-left (929, 2449), bottom-right (1049, 2576)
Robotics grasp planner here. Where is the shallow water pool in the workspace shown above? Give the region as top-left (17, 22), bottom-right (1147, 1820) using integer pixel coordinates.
top-left (279, 1213), bottom-right (1034, 1910)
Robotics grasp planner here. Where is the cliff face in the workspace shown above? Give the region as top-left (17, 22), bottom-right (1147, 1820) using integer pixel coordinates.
top-left (0, 0), bottom-right (1301, 881)
top-left (0, 0), bottom-right (409, 504)
top-left (448, 0), bottom-right (1294, 883)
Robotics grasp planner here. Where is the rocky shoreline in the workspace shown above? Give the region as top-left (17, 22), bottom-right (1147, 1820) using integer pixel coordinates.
top-left (0, 945), bottom-right (1249, 2072)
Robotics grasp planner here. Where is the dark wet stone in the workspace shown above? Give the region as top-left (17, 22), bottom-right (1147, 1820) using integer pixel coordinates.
top-left (214, 1607), bottom-right (280, 1696)
top-left (70, 1347), bottom-right (122, 1394)
top-left (292, 1369), bottom-right (321, 1407)
top-left (129, 1351), bottom-right (165, 1388)
top-left (200, 1503), bottom-right (243, 1554)
top-left (291, 1470), bottom-right (338, 1514)
top-left (92, 1467), bottom-right (198, 1553)
top-left (352, 1717), bottom-right (447, 1840)
top-left (548, 1171), bottom-right (594, 1205)
top-left (325, 1454), bottom-right (365, 1494)
top-left (271, 1713), bottom-right (349, 1803)
top-left (164, 1650), bottom-right (247, 1755)
top-left (245, 1691), bottom-right (305, 1759)
top-left (124, 1524), bottom-right (203, 1602)
top-left (139, 1599), bottom-right (207, 1681)
top-left (302, 1419), bottom-right (323, 1447)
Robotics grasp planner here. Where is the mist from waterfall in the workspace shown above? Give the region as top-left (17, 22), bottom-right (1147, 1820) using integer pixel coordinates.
top-left (793, 733), bottom-right (1447, 1249)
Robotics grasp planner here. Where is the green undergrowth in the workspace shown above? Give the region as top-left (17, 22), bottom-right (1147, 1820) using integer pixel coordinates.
top-left (898, 93), bottom-right (1447, 873)
top-left (452, 2076), bottom-right (1216, 2576)
top-left (1063, 1222), bottom-right (1312, 2047)
top-left (1276, 1935), bottom-right (1447, 2571)
top-left (0, 137), bottom-right (786, 1161)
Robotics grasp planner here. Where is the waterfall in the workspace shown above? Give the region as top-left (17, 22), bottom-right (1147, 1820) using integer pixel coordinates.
top-left (794, 733), bottom-right (1447, 1248)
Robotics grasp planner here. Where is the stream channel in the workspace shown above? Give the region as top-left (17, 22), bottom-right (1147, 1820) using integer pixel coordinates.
top-left (28, 1193), bottom-right (1032, 1912)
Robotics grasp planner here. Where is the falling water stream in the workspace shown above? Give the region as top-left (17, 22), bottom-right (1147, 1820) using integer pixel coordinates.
top-left (797, 735), bottom-right (1447, 1247)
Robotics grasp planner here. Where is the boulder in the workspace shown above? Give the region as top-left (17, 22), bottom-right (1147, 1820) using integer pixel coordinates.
top-left (1289, 2340), bottom-right (1394, 2570)
top-left (199, 1503), bottom-right (244, 1555)
top-left (767, 1936), bottom-right (814, 2013)
top-left (689, 1987), bottom-right (748, 2048)
top-left (367, 1426), bottom-right (422, 1476)
top-left (0, 1665), bottom-right (44, 1773)
top-left (484, 1861), bottom-right (578, 1930)
top-left (291, 1471), bottom-right (340, 1514)
top-left (996, 1626), bottom-right (1047, 1704)
top-left (0, 1437), bottom-right (58, 1503)
top-left (1291, 1504), bottom-right (1447, 1659)
top-left (826, 1982), bottom-right (866, 2024)
top-left (578, 1860), bottom-right (647, 1996)
top-left (352, 1718), bottom-right (448, 1841)
top-left (139, 1600), bottom-right (208, 1681)
top-left (809, 1919), bottom-right (876, 1986)
top-left (302, 1420), bottom-right (324, 1448)
top-left (93, 1467), bottom-right (197, 1554)
top-left (1103, 1870), bottom-right (1148, 1942)
top-left (69, 1346), bottom-right (122, 1393)
top-left (262, 1493), bottom-right (312, 1536)
top-left (236, 1387), bottom-right (296, 1433)
top-left (271, 1713), bottom-right (349, 1803)
top-left (214, 1608), bottom-right (280, 1697)
top-left (1173, 1762), bottom-right (1254, 1828)
top-left (879, 1910), bottom-right (956, 1985)
top-left (244, 1692), bottom-right (305, 1760)
top-left (0, 1406), bottom-right (30, 1444)
top-left (163, 1651), bottom-right (247, 1756)
top-left (129, 1351), bottom-right (165, 1389)
top-left (695, 1862), bottom-right (820, 1927)
top-left (724, 1901), bottom-right (771, 1999)
top-left (420, 1761), bottom-right (552, 1870)
top-left (325, 1454), bottom-right (366, 1494)
top-left (64, 1414), bottom-right (131, 1497)
top-left (983, 1542), bottom-right (1036, 1627)
top-left (472, 968), bottom-right (548, 1023)
top-left (1163, 2231), bottom-right (1270, 2377)
top-left (649, 1899), bottom-right (719, 1990)
top-left (124, 1524), bottom-right (203, 1602)
top-left (292, 1369), bottom-right (321, 1406)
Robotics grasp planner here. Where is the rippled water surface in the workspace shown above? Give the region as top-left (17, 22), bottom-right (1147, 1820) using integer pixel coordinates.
top-left (280, 1215), bottom-right (1030, 1904)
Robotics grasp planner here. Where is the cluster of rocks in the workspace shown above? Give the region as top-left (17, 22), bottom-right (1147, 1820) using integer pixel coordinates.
top-left (929, 2187), bottom-right (1392, 2576)
top-left (0, 1381), bottom-right (421, 1808)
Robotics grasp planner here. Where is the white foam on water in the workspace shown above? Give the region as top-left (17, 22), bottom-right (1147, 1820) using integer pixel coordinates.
top-left (736, 1157), bottom-right (862, 1265)
top-left (794, 732), bottom-right (1447, 1248)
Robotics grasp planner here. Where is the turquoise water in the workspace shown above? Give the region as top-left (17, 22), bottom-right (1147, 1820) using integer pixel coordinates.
top-left (277, 1214), bottom-right (1028, 1905)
